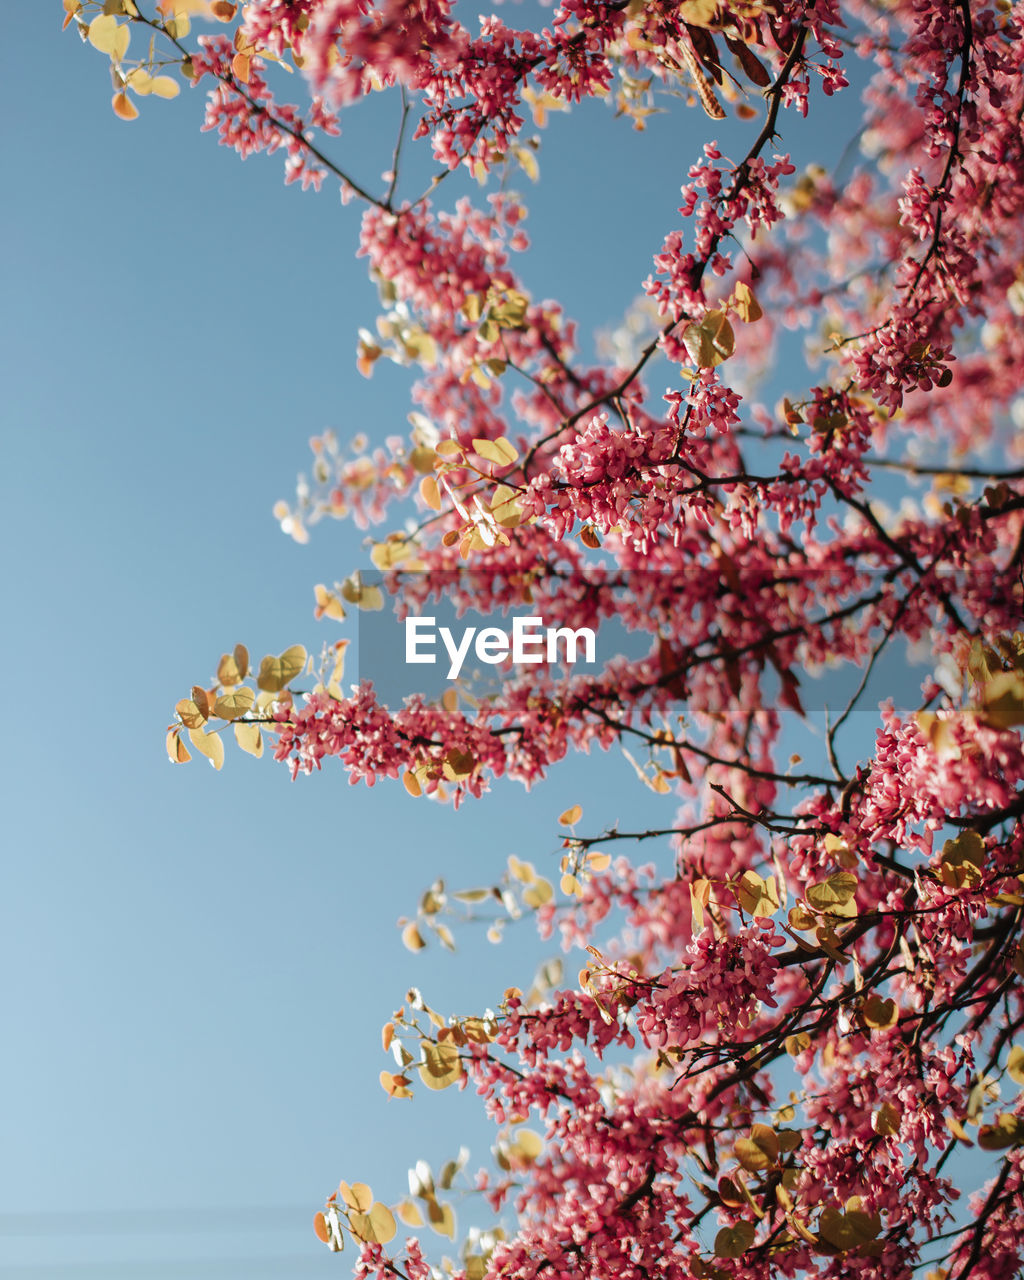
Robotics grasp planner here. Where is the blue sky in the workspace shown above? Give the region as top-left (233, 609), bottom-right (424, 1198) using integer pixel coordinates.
top-left (0, 8), bottom-right (933, 1278)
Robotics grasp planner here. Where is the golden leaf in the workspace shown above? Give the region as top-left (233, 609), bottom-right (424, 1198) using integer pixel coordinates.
top-left (805, 871), bottom-right (858, 916)
top-left (402, 922), bottom-right (426, 952)
top-left (88, 15), bottom-right (127, 56)
top-left (473, 437), bottom-right (519, 468)
top-left (420, 475), bottom-right (441, 510)
top-left (522, 878), bottom-right (553, 908)
top-left (979, 670), bottom-right (1024, 727)
top-left (111, 91), bottom-right (139, 120)
top-left (213, 687), bottom-right (255, 721)
top-left (734, 1124), bottom-right (780, 1171)
top-left (860, 995), bottom-right (899, 1029)
top-left (256, 645), bottom-right (306, 692)
top-left (978, 1113), bottom-right (1024, 1150)
top-left (187, 726), bottom-right (225, 770)
top-left (681, 310), bottom-right (735, 368)
top-left (817, 1206), bottom-right (881, 1252)
top-left (175, 697), bottom-right (207, 729)
top-left (396, 1200), bottom-right (424, 1227)
top-left (379, 1070), bottom-right (413, 1100)
top-left (149, 75), bottom-right (180, 98)
top-left (714, 1221), bottom-right (755, 1259)
top-left (731, 280), bottom-right (763, 323)
top-left (165, 729), bottom-right (191, 763)
top-left (872, 1101), bottom-right (901, 1136)
top-left (233, 722), bottom-right (263, 758)
top-left (558, 804), bottom-right (583, 826)
top-left (419, 1040), bottom-right (464, 1090)
top-left (340, 573), bottom-right (384, 611)
top-left (560, 873), bottom-right (584, 898)
top-left (337, 1182), bottom-right (374, 1213)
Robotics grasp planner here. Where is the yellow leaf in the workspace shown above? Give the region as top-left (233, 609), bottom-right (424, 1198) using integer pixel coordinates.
top-left (165, 729), bottom-right (191, 763)
top-left (513, 1128), bottom-right (544, 1160)
top-left (860, 995), bottom-right (899, 1029)
top-left (420, 475), bottom-right (441, 510)
top-left (419, 1040), bottom-right (464, 1090)
top-left (233, 722), bottom-right (263, 758)
top-left (213, 687), bottom-right (255, 720)
top-left (340, 573), bottom-right (384, 611)
top-left (690, 877), bottom-right (711, 931)
top-left (978, 1113), bottom-right (1024, 1150)
top-left (817, 1206), bottom-right (881, 1252)
top-left (979, 670), bottom-right (1024, 727)
top-left (681, 309), bottom-right (735, 368)
top-left (403, 771), bottom-right (423, 798)
top-left (514, 145), bottom-right (539, 182)
top-left (560, 873), bottom-right (584, 898)
top-left (313, 1212), bottom-right (330, 1244)
top-left (806, 871), bottom-right (858, 916)
top-left (945, 1114), bottom-right (974, 1145)
top-left (337, 1181), bottom-right (374, 1213)
top-left (678, 0), bottom-right (718, 25)
top-left (735, 870), bottom-right (780, 918)
top-left (473, 437), bottom-right (519, 468)
top-left (402, 922), bottom-right (426, 952)
top-left (940, 831), bottom-right (985, 890)
top-left (731, 280), bottom-right (763, 323)
top-left (216, 652), bottom-right (243, 686)
top-left (187, 726), bottom-right (225, 770)
top-left (1007, 1045), bottom-right (1024, 1086)
top-left (88, 14), bottom-right (124, 55)
top-left (111, 91), bottom-right (139, 120)
top-left (872, 1101), bottom-right (901, 1136)
top-left (231, 643), bottom-right (249, 679)
top-left (314, 584), bottom-right (346, 623)
top-left (256, 645), bottom-right (306, 692)
top-left (427, 1200), bottom-right (455, 1239)
top-left (379, 1070), bottom-right (413, 1099)
top-left (148, 75), bottom-right (180, 98)
top-left (735, 1124), bottom-right (780, 1171)
top-left (396, 1200), bottom-right (424, 1227)
top-left (370, 539), bottom-right (414, 570)
top-left (443, 749), bottom-right (475, 780)
top-left (558, 804), bottom-right (583, 826)
top-left (176, 697), bottom-right (207, 729)
top-left (522, 878), bottom-right (553, 908)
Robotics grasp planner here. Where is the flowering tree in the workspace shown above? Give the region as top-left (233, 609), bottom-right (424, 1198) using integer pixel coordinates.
top-left (67, 0), bottom-right (1024, 1276)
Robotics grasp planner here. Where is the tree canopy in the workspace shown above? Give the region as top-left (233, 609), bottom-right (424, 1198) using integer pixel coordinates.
top-left (66, 1), bottom-right (1024, 1278)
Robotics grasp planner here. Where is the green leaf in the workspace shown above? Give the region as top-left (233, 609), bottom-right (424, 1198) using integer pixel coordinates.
top-left (978, 1113), bottom-right (1024, 1150)
top-left (817, 1206), bottom-right (881, 1252)
top-left (714, 1221), bottom-right (755, 1259)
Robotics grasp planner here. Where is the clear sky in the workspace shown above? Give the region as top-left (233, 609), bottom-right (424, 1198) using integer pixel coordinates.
top-left (2, 8), bottom-right (899, 1278)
